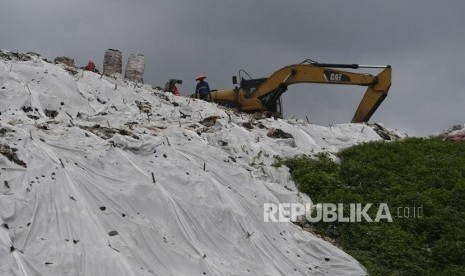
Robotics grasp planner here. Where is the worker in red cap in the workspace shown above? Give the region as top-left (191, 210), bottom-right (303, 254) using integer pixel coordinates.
top-left (195, 74), bottom-right (210, 101)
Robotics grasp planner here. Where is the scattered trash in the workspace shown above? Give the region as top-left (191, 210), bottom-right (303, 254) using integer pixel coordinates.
top-left (0, 50), bottom-right (33, 61)
top-left (21, 106), bottom-right (33, 113)
top-left (0, 144), bottom-right (27, 167)
top-left (242, 122), bottom-right (253, 130)
top-left (179, 111), bottom-right (191, 119)
top-left (200, 115), bottom-right (221, 127)
top-left (267, 128), bottom-right (293, 139)
top-left (54, 56), bottom-right (75, 67)
top-left (447, 133), bottom-right (465, 142)
top-left (437, 124), bottom-right (465, 142)
top-left (135, 100), bottom-right (152, 113)
top-left (36, 123), bottom-right (50, 130)
top-left (370, 123), bottom-right (401, 141)
top-left (96, 97), bottom-right (107, 104)
top-left (44, 109), bottom-right (59, 118)
top-left (79, 125), bottom-right (139, 140)
top-left (254, 122), bottom-right (267, 129)
top-left (0, 128), bottom-right (14, 137)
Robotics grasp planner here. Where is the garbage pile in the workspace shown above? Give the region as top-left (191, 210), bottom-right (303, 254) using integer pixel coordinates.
top-left (437, 124), bottom-right (465, 142)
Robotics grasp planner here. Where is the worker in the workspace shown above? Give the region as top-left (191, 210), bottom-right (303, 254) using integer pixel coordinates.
top-left (195, 74), bottom-right (210, 100)
top-left (83, 60), bottom-right (101, 74)
top-left (172, 84), bottom-right (180, 96)
top-left (164, 79), bottom-right (182, 96)
top-left (84, 61), bottom-right (96, 71)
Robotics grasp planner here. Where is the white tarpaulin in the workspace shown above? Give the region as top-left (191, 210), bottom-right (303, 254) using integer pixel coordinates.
top-left (0, 51), bottom-right (386, 275)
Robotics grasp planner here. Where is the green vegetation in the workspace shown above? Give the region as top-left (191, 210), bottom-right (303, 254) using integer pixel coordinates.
top-left (282, 138), bottom-right (465, 275)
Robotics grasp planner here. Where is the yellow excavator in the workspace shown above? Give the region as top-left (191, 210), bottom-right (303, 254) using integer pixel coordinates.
top-left (199, 59), bottom-right (391, 123)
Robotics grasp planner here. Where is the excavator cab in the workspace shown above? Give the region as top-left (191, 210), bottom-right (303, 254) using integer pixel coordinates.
top-left (240, 78), bottom-right (268, 97)
top-left (231, 73), bottom-right (284, 114)
top-left (232, 69), bottom-right (269, 97)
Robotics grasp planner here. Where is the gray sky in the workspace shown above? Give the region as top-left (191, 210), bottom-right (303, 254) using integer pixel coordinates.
top-left (1, 0), bottom-right (464, 135)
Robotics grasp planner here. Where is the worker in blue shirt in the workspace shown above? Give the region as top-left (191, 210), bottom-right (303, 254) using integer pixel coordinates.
top-left (195, 74), bottom-right (210, 100)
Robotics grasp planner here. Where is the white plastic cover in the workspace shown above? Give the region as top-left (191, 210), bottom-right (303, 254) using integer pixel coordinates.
top-left (0, 52), bottom-right (383, 275)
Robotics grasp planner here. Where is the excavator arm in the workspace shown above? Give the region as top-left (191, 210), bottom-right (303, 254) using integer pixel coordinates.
top-left (207, 60), bottom-right (392, 123)
top-left (350, 65), bottom-right (391, 123)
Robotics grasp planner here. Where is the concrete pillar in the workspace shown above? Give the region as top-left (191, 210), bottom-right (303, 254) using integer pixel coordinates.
top-left (103, 49), bottom-right (122, 77)
top-left (124, 54), bottom-right (145, 83)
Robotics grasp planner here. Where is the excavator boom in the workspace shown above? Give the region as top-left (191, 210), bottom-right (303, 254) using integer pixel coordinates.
top-left (206, 60), bottom-right (392, 123)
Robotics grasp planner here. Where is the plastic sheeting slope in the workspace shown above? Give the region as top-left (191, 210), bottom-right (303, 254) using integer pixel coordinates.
top-left (0, 53), bottom-right (383, 275)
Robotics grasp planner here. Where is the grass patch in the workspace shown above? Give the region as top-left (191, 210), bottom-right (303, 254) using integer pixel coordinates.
top-left (283, 138), bottom-right (465, 275)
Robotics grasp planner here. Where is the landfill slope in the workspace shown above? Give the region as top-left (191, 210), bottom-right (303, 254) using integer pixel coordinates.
top-left (0, 51), bottom-right (385, 276)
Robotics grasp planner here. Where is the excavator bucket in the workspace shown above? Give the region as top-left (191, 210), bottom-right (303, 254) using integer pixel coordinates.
top-left (351, 66), bottom-right (392, 123)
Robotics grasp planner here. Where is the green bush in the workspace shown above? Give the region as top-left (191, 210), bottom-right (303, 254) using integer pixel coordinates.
top-left (283, 138), bottom-right (465, 276)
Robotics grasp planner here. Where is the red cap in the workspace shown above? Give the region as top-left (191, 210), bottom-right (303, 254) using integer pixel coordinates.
top-left (196, 74), bottom-right (206, 81)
